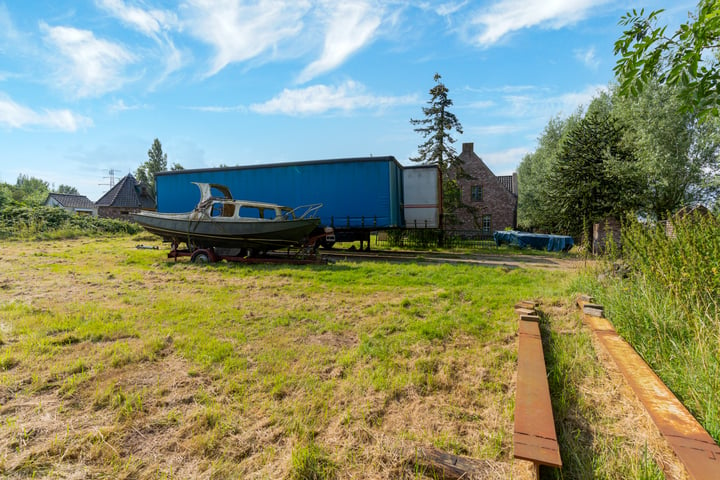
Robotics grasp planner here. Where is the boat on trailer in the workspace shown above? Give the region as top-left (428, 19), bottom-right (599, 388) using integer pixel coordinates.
top-left (132, 183), bottom-right (330, 258)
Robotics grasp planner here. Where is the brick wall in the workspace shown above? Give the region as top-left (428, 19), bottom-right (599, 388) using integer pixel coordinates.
top-left (448, 143), bottom-right (517, 232)
top-left (592, 217), bottom-right (621, 254)
top-left (97, 207), bottom-right (139, 222)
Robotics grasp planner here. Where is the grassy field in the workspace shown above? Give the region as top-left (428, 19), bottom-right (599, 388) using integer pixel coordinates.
top-left (0, 236), bottom-right (676, 478)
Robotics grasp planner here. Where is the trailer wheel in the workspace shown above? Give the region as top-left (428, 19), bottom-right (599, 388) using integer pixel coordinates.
top-left (191, 251), bottom-right (211, 264)
top-left (320, 239), bottom-right (335, 249)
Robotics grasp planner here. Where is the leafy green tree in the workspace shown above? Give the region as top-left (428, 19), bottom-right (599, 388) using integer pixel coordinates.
top-left (410, 73), bottom-right (469, 226)
top-left (517, 114), bottom-right (581, 230)
top-left (0, 183), bottom-right (12, 207)
top-left (136, 138), bottom-right (181, 197)
top-left (13, 174), bottom-right (50, 206)
top-left (55, 184), bottom-right (80, 195)
top-left (547, 99), bottom-right (644, 241)
top-left (614, 82), bottom-right (720, 218)
top-left (614, 2), bottom-right (720, 119)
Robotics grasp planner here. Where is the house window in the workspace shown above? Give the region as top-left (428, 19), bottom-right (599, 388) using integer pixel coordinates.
top-left (482, 214), bottom-right (492, 234)
top-left (471, 185), bottom-right (483, 202)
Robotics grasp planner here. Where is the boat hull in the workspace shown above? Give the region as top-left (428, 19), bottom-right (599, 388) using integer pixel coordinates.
top-left (132, 212), bottom-right (321, 251)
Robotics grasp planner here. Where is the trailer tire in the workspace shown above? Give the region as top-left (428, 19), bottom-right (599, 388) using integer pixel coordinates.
top-left (320, 240), bottom-right (335, 249)
top-left (191, 251), bottom-right (210, 264)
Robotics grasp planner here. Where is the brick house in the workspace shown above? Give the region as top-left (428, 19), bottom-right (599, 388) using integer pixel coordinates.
top-left (95, 174), bottom-right (156, 221)
top-left (448, 143), bottom-right (518, 233)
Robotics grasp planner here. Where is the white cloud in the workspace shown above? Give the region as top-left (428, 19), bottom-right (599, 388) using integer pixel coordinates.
top-left (108, 99), bottom-right (149, 113)
top-left (95, 0), bottom-right (177, 37)
top-left (468, 0), bottom-right (610, 46)
top-left (0, 93), bottom-right (92, 131)
top-left (503, 84), bottom-right (606, 118)
top-left (297, 1), bottom-right (382, 83)
top-left (574, 46), bottom-right (600, 70)
top-left (96, 0), bottom-right (183, 86)
top-left (250, 80), bottom-right (416, 116)
top-left (482, 146), bottom-right (531, 174)
top-left (182, 0), bottom-right (311, 77)
top-left (40, 22), bottom-right (135, 98)
top-left (185, 104), bottom-right (247, 113)
top-left (435, 1), bottom-right (468, 17)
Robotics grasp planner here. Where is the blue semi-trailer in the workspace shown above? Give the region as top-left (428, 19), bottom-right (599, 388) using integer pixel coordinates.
top-left (155, 156), bottom-right (412, 245)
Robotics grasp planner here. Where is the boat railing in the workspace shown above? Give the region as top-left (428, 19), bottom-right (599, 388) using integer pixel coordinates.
top-left (284, 203), bottom-right (323, 220)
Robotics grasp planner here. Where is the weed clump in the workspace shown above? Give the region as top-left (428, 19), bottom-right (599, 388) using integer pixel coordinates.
top-left (290, 441), bottom-right (337, 480)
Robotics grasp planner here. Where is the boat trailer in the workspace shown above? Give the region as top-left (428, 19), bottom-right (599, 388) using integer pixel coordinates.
top-left (167, 228), bottom-right (334, 265)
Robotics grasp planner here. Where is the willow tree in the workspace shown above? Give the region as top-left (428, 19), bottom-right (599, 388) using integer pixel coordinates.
top-left (410, 73), bottom-right (468, 226)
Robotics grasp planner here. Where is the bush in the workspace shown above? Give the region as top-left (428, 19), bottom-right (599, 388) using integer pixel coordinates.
top-left (0, 205), bottom-right (142, 240)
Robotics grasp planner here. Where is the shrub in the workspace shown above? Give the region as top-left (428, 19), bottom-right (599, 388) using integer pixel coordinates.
top-left (0, 205), bottom-right (142, 240)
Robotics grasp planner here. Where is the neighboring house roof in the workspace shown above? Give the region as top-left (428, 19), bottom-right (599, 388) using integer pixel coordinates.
top-left (95, 174), bottom-right (156, 209)
top-left (496, 175), bottom-right (516, 196)
top-left (673, 204), bottom-right (712, 219)
top-left (45, 193), bottom-right (95, 209)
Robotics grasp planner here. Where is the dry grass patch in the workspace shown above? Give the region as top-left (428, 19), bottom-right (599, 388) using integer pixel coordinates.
top-left (1, 236), bottom-right (577, 478)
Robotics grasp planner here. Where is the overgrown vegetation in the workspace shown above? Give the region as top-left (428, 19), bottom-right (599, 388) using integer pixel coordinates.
top-left (576, 212), bottom-right (720, 443)
top-left (0, 204), bottom-right (141, 240)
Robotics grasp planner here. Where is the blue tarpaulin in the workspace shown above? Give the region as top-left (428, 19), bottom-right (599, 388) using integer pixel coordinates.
top-left (493, 230), bottom-right (574, 252)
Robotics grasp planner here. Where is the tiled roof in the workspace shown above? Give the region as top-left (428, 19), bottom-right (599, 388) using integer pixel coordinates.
top-left (95, 174), bottom-right (156, 209)
top-left (46, 193), bottom-right (95, 209)
top-left (497, 175), bottom-right (515, 195)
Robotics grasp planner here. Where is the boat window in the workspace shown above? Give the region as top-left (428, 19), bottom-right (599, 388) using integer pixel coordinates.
top-left (211, 202), bottom-right (235, 217)
top-left (238, 206), bottom-right (262, 219)
top-left (263, 208), bottom-right (277, 220)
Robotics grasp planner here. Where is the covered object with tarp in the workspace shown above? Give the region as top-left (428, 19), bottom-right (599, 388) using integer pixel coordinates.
top-left (493, 230), bottom-right (574, 252)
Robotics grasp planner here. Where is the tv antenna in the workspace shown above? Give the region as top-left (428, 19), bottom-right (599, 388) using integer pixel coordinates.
top-left (100, 169), bottom-right (117, 188)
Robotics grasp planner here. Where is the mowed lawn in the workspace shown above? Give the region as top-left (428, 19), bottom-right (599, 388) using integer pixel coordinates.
top-left (0, 236), bottom-right (575, 479)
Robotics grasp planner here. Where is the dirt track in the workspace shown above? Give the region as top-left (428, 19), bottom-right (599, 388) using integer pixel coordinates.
top-left (320, 249), bottom-right (586, 270)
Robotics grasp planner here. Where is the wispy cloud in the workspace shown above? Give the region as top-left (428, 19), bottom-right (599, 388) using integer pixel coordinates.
top-left (482, 146), bottom-right (532, 174)
top-left (297, 1), bottom-right (382, 83)
top-left (0, 93), bottom-right (92, 131)
top-left (96, 0), bottom-right (183, 86)
top-left (574, 46), bottom-right (600, 70)
top-left (182, 0), bottom-right (311, 77)
top-left (0, 4), bottom-right (20, 48)
top-left (184, 104), bottom-right (247, 113)
top-left (435, 1), bottom-right (468, 17)
top-left (502, 84), bottom-right (606, 118)
top-left (108, 99), bottom-right (149, 113)
top-left (250, 80), bottom-right (416, 116)
top-left (95, 0), bottom-right (178, 38)
top-left (467, 0), bottom-right (611, 46)
top-left (40, 22), bottom-right (136, 98)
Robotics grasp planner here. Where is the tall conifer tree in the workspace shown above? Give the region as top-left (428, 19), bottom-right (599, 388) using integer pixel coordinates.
top-left (410, 73), bottom-right (469, 227)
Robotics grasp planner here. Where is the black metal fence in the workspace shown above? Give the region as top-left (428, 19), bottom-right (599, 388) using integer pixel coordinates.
top-left (375, 228), bottom-right (497, 249)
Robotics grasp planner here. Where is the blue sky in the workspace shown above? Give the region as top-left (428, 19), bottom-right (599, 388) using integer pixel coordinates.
top-left (0, 0), bottom-right (691, 201)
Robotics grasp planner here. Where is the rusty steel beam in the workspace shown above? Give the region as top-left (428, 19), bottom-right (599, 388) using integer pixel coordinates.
top-left (514, 319), bottom-right (562, 470)
top-left (578, 299), bottom-right (720, 480)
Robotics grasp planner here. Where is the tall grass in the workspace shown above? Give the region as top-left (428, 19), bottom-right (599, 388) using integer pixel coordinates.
top-left (578, 212), bottom-right (720, 442)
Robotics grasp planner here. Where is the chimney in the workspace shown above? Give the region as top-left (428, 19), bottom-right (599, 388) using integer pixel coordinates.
top-left (462, 143), bottom-right (473, 155)
top-left (512, 172), bottom-right (518, 195)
